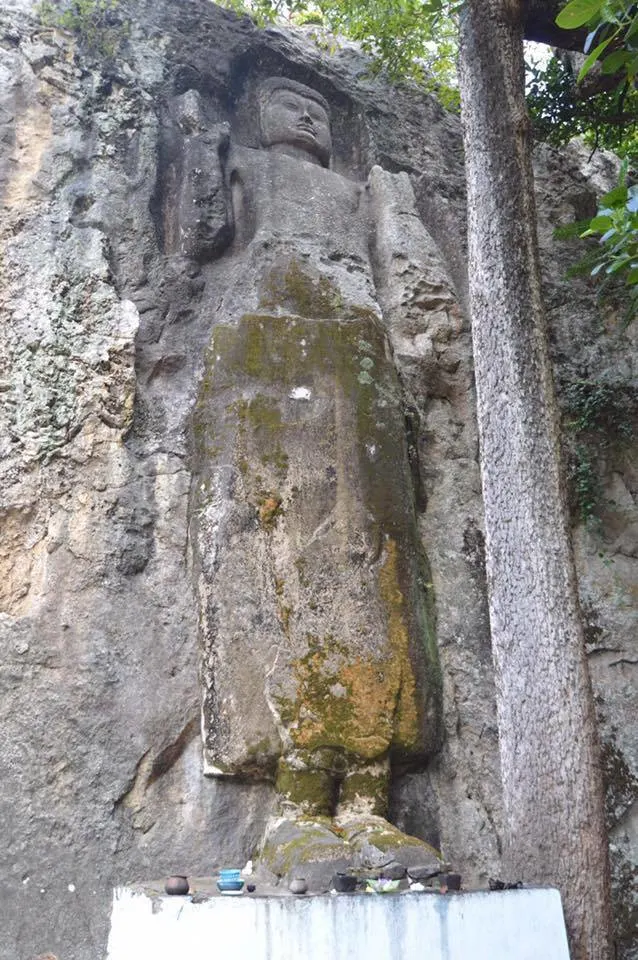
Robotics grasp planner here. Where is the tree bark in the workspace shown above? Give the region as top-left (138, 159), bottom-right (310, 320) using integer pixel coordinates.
top-left (458, 2), bottom-right (613, 958)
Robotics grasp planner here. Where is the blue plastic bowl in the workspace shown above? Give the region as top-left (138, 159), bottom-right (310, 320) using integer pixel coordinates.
top-left (219, 869), bottom-right (241, 880)
top-left (217, 879), bottom-right (244, 892)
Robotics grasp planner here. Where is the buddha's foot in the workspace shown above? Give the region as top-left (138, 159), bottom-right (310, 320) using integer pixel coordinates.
top-left (257, 815), bottom-right (353, 893)
top-left (334, 812), bottom-right (442, 878)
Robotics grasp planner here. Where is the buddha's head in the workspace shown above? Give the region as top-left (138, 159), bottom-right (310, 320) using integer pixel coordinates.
top-left (259, 77), bottom-right (332, 168)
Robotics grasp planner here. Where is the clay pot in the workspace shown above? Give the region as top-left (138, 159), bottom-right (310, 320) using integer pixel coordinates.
top-left (165, 875), bottom-right (190, 896)
top-left (289, 877), bottom-right (308, 895)
top-left (333, 873), bottom-right (357, 893)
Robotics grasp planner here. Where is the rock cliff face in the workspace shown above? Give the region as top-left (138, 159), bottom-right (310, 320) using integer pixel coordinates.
top-left (0, 1), bottom-right (636, 958)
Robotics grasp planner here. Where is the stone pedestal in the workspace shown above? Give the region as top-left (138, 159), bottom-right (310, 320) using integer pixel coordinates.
top-left (107, 884), bottom-right (570, 960)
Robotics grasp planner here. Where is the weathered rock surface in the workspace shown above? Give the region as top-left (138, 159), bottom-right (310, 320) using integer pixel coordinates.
top-left (0, 1), bottom-right (635, 958)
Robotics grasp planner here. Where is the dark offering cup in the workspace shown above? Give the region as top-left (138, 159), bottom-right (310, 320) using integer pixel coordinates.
top-left (333, 872), bottom-right (357, 892)
top-left (442, 873), bottom-right (461, 891)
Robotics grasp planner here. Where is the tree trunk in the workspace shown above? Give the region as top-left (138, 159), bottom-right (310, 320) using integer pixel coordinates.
top-left (458, 2), bottom-right (613, 958)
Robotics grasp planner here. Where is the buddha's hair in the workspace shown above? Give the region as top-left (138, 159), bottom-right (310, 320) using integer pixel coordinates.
top-left (258, 77), bottom-right (331, 117)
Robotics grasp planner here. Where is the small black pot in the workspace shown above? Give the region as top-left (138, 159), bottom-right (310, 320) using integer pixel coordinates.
top-left (442, 873), bottom-right (461, 891)
top-left (165, 875), bottom-right (190, 896)
top-left (333, 873), bottom-right (357, 893)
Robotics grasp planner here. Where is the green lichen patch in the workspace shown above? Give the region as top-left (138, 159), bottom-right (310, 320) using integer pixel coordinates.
top-left (241, 737), bottom-right (279, 777)
top-left (193, 312), bottom-right (443, 770)
top-left (260, 817), bottom-right (350, 878)
top-left (340, 769), bottom-right (389, 817)
top-left (338, 814), bottom-right (442, 862)
top-left (237, 395), bottom-right (289, 473)
top-left (275, 764), bottom-right (336, 816)
top-left (560, 374), bottom-right (637, 527)
top-left (260, 259), bottom-right (344, 319)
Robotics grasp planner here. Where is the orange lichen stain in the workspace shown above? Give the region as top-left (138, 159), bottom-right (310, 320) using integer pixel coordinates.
top-left (278, 540), bottom-right (419, 759)
top-left (377, 538), bottom-right (420, 754)
top-left (258, 494), bottom-right (282, 528)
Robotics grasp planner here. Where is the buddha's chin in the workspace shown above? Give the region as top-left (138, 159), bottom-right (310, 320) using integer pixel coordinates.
top-left (293, 129), bottom-right (318, 147)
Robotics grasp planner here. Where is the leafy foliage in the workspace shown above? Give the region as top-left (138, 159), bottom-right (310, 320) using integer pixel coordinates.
top-left (581, 163), bottom-right (638, 307)
top-left (554, 0), bottom-right (638, 314)
top-left (563, 375), bottom-right (634, 525)
top-left (36, 0), bottom-right (127, 58)
top-left (218, 0), bottom-right (460, 107)
top-left (527, 54), bottom-right (638, 160)
top-left (556, 0), bottom-right (638, 85)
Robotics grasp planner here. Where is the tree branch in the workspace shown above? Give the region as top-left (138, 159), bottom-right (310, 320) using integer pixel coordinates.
top-left (523, 0), bottom-right (586, 49)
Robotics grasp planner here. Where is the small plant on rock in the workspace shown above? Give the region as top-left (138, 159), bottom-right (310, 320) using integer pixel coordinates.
top-left (36, 0), bottom-right (126, 59)
top-left (563, 375), bottom-right (634, 527)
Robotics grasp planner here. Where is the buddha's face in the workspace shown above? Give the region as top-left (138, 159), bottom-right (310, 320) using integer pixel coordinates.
top-left (260, 88), bottom-right (331, 166)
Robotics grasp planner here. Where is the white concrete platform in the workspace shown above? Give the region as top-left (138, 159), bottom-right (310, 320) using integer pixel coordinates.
top-left (107, 884), bottom-right (571, 960)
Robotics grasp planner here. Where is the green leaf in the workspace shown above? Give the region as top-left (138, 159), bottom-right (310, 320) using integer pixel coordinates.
top-left (600, 184), bottom-right (628, 206)
top-left (601, 50), bottom-right (630, 73)
top-left (627, 268), bottom-right (638, 283)
top-left (577, 35), bottom-right (615, 81)
top-left (589, 214), bottom-right (613, 231)
top-left (607, 255), bottom-right (631, 272)
top-left (556, 0), bottom-right (604, 29)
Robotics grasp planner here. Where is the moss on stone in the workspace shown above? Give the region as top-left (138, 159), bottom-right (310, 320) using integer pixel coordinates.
top-left (193, 312), bottom-right (443, 771)
top-left (245, 737), bottom-right (274, 757)
top-left (236, 394), bottom-right (289, 476)
top-left (260, 820), bottom-right (347, 877)
top-left (272, 582), bottom-right (418, 762)
top-left (275, 764), bottom-right (335, 816)
top-left (377, 539), bottom-right (420, 755)
top-left (259, 259), bottom-right (344, 318)
top-left (347, 306), bottom-right (380, 323)
top-left (279, 602), bottom-right (292, 635)
top-left (271, 542), bottom-right (440, 769)
top-left (340, 769), bottom-right (389, 817)
top-left (362, 823), bottom-right (440, 858)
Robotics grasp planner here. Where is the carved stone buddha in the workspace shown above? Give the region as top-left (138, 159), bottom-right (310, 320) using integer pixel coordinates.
top-left (187, 76), bottom-right (443, 886)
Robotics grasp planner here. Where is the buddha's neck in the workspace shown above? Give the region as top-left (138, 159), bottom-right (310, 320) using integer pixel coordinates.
top-left (267, 143), bottom-right (325, 167)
